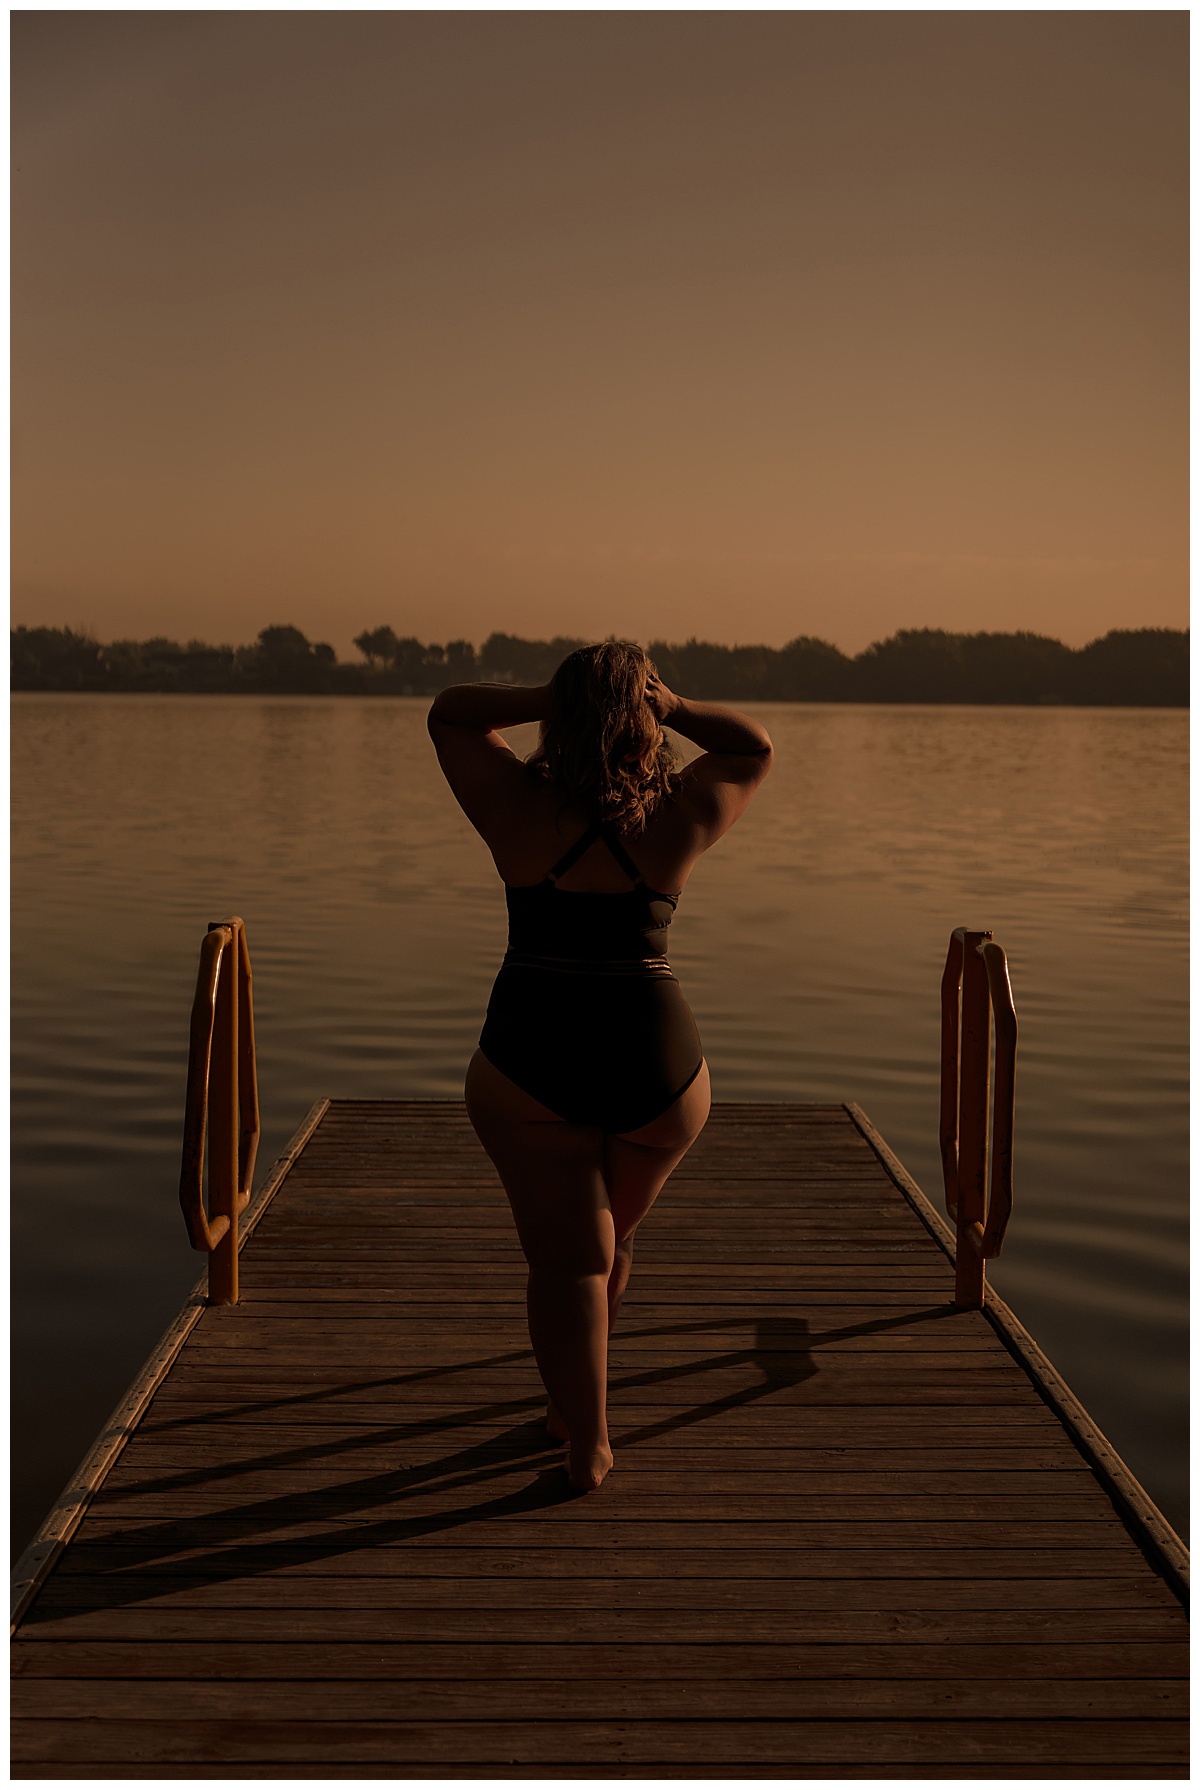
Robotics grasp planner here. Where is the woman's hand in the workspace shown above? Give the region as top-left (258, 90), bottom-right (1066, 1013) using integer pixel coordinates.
top-left (644, 672), bottom-right (679, 723)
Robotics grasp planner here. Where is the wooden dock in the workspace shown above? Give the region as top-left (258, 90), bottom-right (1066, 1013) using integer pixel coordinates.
top-left (11, 1100), bottom-right (1189, 1777)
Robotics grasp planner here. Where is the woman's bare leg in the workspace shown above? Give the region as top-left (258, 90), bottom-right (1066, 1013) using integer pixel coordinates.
top-left (464, 1051), bottom-right (614, 1490)
top-left (534, 1062), bottom-right (711, 1418)
top-left (537, 1064), bottom-right (711, 1435)
top-left (605, 1062), bottom-right (712, 1329)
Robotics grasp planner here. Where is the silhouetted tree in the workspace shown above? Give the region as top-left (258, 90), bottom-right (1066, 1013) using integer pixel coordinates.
top-left (842, 622), bottom-right (1173, 704)
top-left (649, 638), bottom-right (846, 701)
top-left (10, 626), bottom-right (106, 689)
top-left (382, 636), bottom-right (424, 690)
top-left (240, 625), bottom-right (339, 693)
top-left (478, 633), bottom-right (588, 683)
top-left (442, 639), bottom-right (478, 682)
top-left (353, 625), bottom-right (400, 668)
top-left (257, 624), bottom-right (311, 660)
top-left (1071, 629), bottom-right (1189, 707)
top-left (352, 625), bottom-right (478, 691)
top-left (777, 636), bottom-right (856, 700)
top-left (958, 632), bottom-right (1074, 704)
top-left (854, 630), bottom-right (967, 703)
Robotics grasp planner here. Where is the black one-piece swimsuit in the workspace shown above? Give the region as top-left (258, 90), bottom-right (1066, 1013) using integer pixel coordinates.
top-left (478, 818), bottom-right (704, 1133)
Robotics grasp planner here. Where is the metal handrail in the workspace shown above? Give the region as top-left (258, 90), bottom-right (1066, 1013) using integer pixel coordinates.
top-left (179, 916), bottom-right (260, 1304)
top-left (939, 927), bottom-right (1018, 1309)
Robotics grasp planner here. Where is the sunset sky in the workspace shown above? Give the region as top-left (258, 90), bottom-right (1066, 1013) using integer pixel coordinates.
top-left (11, 11), bottom-right (1187, 657)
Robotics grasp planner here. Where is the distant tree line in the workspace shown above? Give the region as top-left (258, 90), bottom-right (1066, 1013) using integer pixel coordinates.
top-left (10, 622), bottom-right (1189, 706)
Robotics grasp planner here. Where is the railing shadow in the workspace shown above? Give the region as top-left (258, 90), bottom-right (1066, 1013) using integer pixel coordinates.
top-left (28, 1304), bottom-right (952, 1620)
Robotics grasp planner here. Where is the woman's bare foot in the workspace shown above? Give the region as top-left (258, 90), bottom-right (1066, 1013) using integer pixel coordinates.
top-left (545, 1401), bottom-right (569, 1444)
top-left (566, 1441), bottom-right (613, 1492)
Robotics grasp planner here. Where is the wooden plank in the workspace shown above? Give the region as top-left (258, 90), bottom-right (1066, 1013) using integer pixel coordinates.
top-left (12, 1678), bottom-right (1188, 1721)
top-left (26, 1568), bottom-right (1184, 1610)
top-left (181, 1308), bottom-right (989, 1329)
top-left (230, 1263), bottom-right (933, 1276)
top-left (169, 1353), bottom-right (1008, 1383)
top-left (14, 1606), bottom-right (1189, 1644)
top-left (94, 1448), bottom-right (1108, 1475)
top-left (138, 1385), bottom-right (1056, 1408)
top-left (22, 1591), bottom-right (1187, 1637)
top-left (148, 1349), bottom-right (1038, 1380)
top-left (179, 1335), bottom-right (1006, 1356)
top-left (11, 1765), bottom-right (1191, 1781)
top-left (257, 1214), bottom-right (927, 1230)
top-left (47, 1544), bottom-right (1160, 1578)
top-left (272, 1194), bottom-right (919, 1210)
top-left (13, 1639), bottom-right (1188, 1681)
top-left (76, 1504), bottom-right (1122, 1538)
top-left (10, 1716), bottom-right (1189, 1766)
top-left (130, 1426), bottom-right (1067, 1461)
top-left (163, 1336), bottom-right (1019, 1364)
top-left (94, 1467), bottom-right (1109, 1499)
top-left (218, 1295), bottom-right (965, 1318)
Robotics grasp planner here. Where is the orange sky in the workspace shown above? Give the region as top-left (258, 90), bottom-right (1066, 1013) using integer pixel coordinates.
top-left (11, 12), bottom-right (1188, 656)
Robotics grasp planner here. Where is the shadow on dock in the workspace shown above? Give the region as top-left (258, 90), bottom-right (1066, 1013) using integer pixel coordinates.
top-left (28, 1309), bottom-right (952, 1616)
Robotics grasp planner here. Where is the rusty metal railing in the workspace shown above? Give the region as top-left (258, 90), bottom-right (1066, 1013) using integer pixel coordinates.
top-left (179, 917), bottom-right (260, 1304)
top-left (940, 927), bottom-right (1017, 1309)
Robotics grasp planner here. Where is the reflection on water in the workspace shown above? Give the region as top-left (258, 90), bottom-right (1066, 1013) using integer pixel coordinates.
top-left (11, 695), bottom-right (1188, 1551)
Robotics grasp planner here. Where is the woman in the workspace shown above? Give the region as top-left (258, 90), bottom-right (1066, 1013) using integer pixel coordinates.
top-left (428, 644), bottom-right (772, 1490)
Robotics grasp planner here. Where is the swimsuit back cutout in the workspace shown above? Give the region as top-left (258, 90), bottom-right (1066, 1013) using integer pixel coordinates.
top-left (502, 820), bottom-right (679, 968)
top-left (541, 819), bottom-right (672, 899)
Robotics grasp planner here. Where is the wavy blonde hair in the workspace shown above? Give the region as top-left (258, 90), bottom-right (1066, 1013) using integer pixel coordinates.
top-left (528, 642), bottom-right (678, 833)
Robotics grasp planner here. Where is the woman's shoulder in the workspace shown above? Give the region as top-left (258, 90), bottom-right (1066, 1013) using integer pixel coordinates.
top-left (639, 780), bottom-right (708, 840)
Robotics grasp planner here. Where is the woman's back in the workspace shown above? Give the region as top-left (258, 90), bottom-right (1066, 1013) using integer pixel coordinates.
top-left (503, 816), bottom-right (679, 971)
top-left (486, 774), bottom-right (701, 895)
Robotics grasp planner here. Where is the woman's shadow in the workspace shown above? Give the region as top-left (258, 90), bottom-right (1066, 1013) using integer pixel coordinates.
top-left (35, 1305), bottom-right (949, 1618)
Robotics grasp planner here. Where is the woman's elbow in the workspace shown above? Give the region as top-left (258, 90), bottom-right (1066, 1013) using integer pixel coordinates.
top-left (427, 687), bottom-right (465, 732)
top-left (733, 737), bottom-right (773, 790)
top-left (741, 738), bottom-right (773, 788)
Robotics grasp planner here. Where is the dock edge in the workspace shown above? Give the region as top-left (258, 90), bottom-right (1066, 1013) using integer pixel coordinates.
top-left (9, 1098), bottom-right (331, 1634)
top-left (846, 1100), bottom-right (1189, 1607)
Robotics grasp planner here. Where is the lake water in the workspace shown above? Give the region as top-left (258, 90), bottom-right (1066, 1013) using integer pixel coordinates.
top-left (11, 694), bottom-right (1188, 1552)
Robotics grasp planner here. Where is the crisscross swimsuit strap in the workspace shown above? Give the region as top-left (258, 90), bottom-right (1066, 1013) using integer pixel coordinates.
top-left (545, 820), bottom-right (648, 889)
top-left (597, 826), bottom-right (650, 888)
top-left (544, 820), bottom-right (604, 883)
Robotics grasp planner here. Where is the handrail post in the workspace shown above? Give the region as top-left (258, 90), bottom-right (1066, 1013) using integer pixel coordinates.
top-left (954, 930), bottom-right (992, 1308)
top-left (939, 926), bottom-right (1018, 1311)
top-left (939, 929), bottom-right (965, 1219)
top-left (979, 941), bottom-right (1017, 1258)
top-left (235, 921), bottom-right (260, 1207)
top-left (179, 917), bottom-right (259, 1304)
top-left (206, 922), bottom-right (240, 1305)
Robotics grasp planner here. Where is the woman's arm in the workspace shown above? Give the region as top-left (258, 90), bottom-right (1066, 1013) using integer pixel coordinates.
top-left (428, 682), bottom-right (550, 733)
top-left (427, 682), bottom-right (548, 838)
top-left (647, 673), bottom-right (772, 843)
